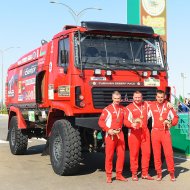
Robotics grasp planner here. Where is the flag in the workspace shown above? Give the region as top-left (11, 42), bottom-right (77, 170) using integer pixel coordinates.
top-left (179, 95), bottom-right (183, 102)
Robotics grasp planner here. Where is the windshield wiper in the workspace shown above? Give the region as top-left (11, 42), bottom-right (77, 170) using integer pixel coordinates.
top-left (130, 62), bottom-right (161, 70)
top-left (93, 62), bottom-right (115, 72)
top-left (114, 61), bottom-right (142, 77)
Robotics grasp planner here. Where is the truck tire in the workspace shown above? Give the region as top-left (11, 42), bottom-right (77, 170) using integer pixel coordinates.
top-left (49, 119), bottom-right (81, 175)
top-left (9, 116), bottom-right (28, 155)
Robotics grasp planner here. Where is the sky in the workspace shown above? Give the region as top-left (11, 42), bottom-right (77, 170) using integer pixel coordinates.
top-left (0, 0), bottom-right (190, 102)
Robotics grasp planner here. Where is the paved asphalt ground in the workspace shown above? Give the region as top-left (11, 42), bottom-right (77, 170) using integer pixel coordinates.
top-left (0, 114), bottom-right (190, 190)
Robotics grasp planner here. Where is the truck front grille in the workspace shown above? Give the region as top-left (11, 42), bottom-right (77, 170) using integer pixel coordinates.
top-left (92, 87), bottom-right (157, 109)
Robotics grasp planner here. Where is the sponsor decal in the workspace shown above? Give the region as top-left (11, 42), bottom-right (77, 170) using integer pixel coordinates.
top-left (18, 95), bottom-right (24, 101)
top-left (25, 78), bottom-right (36, 86)
top-left (8, 90), bottom-right (15, 97)
top-left (90, 77), bottom-right (106, 81)
top-left (28, 111), bottom-right (35, 122)
top-left (22, 62), bottom-right (38, 78)
top-left (49, 62), bottom-right (52, 72)
top-left (24, 90), bottom-right (35, 101)
top-left (89, 81), bottom-right (143, 87)
top-left (17, 50), bottom-right (39, 65)
top-left (40, 50), bottom-right (46, 56)
top-left (8, 75), bottom-right (18, 97)
top-left (48, 84), bottom-right (54, 100)
top-left (18, 81), bottom-right (22, 94)
top-left (144, 77), bottom-right (160, 87)
top-left (58, 85), bottom-right (70, 97)
top-left (40, 43), bottom-right (48, 56)
top-left (38, 57), bottom-right (45, 65)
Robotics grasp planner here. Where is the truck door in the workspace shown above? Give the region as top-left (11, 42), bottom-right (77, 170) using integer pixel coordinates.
top-left (58, 37), bottom-right (69, 74)
top-left (49, 36), bottom-right (71, 101)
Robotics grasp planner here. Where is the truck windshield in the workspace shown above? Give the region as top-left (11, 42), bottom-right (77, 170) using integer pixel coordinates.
top-left (75, 34), bottom-right (165, 71)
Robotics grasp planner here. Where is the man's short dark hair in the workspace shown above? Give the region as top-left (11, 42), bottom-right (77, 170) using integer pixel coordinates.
top-left (156, 90), bottom-right (165, 95)
top-left (133, 91), bottom-right (142, 95)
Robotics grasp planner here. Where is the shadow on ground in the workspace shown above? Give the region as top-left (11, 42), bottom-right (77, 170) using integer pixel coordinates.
top-left (25, 144), bottom-right (190, 179)
top-left (27, 144), bottom-right (46, 155)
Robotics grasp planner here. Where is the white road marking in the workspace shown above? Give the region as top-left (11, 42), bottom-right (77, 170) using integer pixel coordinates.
top-left (0, 138), bottom-right (46, 144)
top-left (0, 140), bottom-right (8, 144)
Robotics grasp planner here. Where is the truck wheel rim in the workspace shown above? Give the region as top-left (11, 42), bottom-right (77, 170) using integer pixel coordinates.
top-left (53, 135), bottom-right (63, 162)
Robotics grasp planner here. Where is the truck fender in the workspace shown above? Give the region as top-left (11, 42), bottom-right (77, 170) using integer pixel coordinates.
top-left (46, 102), bottom-right (74, 137)
top-left (8, 106), bottom-right (27, 129)
top-left (51, 101), bottom-right (74, 116)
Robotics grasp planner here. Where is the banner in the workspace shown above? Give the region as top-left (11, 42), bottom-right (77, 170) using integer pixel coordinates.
top-left (127, 0), bottom-right (167, 41)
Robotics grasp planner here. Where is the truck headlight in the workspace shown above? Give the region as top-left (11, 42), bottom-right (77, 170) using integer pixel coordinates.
top-left (94, 69), bottom-right (101, 75)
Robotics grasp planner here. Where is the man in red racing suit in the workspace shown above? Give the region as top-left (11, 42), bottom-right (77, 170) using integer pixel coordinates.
top-left (149, 90), bottom-right (178, 181)
top-left (124, 91), bottom-right (154, 181)
top-left (98, 91), bottom-right (127, 183)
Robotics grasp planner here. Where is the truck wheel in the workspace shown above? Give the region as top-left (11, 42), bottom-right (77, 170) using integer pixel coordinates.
top-left (50, 119), bottom-right (81, 175)
top-left (9, 116), bottom-right (28, 155)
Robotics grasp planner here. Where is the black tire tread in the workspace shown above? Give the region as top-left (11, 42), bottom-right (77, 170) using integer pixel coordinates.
top-left (50, 119), bottom-right (81, 176)
top-left (9, 116), bottom-right (28, 155)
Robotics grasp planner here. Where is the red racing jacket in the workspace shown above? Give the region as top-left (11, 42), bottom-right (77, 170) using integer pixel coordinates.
top-left (148, 101), bottom-right (179, 130)
top-left (124, 101), bottom-right (150, 130)
top-left (98, 103), bottom-right (124, 132)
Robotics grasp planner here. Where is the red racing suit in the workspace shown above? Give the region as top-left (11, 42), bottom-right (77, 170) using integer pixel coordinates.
top-left (124, 101), bottom-right (151, 176)
top-left (148, 101), bottom-right (179, 174)
top-left (98, 103), bottom-right (125, 177)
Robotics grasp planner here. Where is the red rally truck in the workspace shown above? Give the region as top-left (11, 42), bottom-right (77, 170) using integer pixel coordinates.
top-left (5, 21), bottom-right (170, 175)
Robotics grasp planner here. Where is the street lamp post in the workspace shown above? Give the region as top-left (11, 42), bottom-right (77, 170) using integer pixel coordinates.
top-left (181, 72), bottom-right (186, 99)
top-left (0, 47), bottom-right (19, 112)
top-left (50, 1), bottom-right (102, 25)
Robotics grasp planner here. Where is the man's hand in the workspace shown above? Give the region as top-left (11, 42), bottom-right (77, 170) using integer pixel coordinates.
top-left (108, 129), bottom-right (115, 135)
top-left (134, 118), bottom-right (142, 124)
top-left (163, 119), bottom-right (172, 129)
top-left (113, 129), bottom-right (121, 134)
top-left (108, 129), bottom-right (121, 139)
top-left (167, 102), bottom-right (173, 109)
top-left (132, 118), bottom-right (142, 129)
top-left (108, 128), bottom-right (121, 135)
